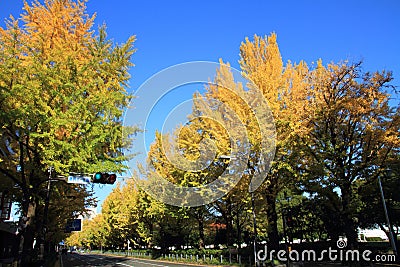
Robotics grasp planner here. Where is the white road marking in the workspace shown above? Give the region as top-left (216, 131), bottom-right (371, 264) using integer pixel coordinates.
top-left (116, 262), bottom-right (134, 267)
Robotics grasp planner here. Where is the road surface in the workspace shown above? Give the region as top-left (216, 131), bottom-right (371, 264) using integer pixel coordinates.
top-left (60, 252), bottom-right (218, 267)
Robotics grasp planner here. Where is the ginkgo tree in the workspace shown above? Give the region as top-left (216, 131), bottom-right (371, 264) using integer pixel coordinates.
top-left (146, 130), bottom-right (214, 249)
top-left (298, 60), bottom-right (400, 249)
top-left (0, 0), bottom-right (136, 263)
top-left (181, 35), bottom-right (312, 249)
top-left (238, 33), bottom-right (400, 251)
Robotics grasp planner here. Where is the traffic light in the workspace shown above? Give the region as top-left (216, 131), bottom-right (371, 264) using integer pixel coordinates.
top-left (92, 172), bottom-right (117, 184)
top-left (108, 173), bottom-right (117, 184)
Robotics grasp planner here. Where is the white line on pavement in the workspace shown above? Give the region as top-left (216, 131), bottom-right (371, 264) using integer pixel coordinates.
top-left (116, 262), bottom-right (133, 267)
top-left (129, 259), bottom-right (170, 267)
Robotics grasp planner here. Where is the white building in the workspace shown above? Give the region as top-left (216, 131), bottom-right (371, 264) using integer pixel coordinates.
top-left (358, 228), bottom-right (390, 241)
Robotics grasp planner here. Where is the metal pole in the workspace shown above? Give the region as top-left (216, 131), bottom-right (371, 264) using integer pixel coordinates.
top-left (43, 167), bottom-right (52, 229)
top-left (282, 209), bottom-right (289, 267)
top-left (251, 192), bottom-right (258, 266)
top-left (39, 167), bottom-right (53, 260)
top-left (378, 176), bottom-right (398, 256)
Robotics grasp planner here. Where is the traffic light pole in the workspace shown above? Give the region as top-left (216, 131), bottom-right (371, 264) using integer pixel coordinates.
top-left (38, 169), bottom-right (75, 260)
top-left (36, 170), bottom-right (117, 259)
top-left (38, 167), bottom-right (53, 260)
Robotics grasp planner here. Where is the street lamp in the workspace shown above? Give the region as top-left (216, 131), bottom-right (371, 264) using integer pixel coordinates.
top-left (378, 170), bottom-right (398, 256)
top-left (281, 192), bottom-right (291, 267)
top-left (251, 190), bottom-right (258, 267)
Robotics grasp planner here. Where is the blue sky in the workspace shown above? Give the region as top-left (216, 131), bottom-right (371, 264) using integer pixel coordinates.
top-left (2, 0), bottom-right (400, 213)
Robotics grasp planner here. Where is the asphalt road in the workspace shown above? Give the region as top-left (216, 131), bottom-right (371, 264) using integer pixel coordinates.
top-left (60, 252), bottom-right (217, 267)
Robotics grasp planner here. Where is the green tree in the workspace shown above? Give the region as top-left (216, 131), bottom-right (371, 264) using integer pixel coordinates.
top-left (0, 0), bottom-right (136, 263)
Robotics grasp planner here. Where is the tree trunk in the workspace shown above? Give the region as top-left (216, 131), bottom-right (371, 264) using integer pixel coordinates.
top-left (148, 222), bottom-right (154, 249)
top-left (341, 184), bottom-right (361, 267)
top-left (235, 208), bottom-right (241, 247)
top-left (18, 200), bottom-right (37, 266)
top-left (218, 199), bottom-right (234, 247)
top-left (225, 201), bottom-right (234, 247)
top-left (198, 216), bottom-right (205, 249)
top-left (265, 192), bottom-right (279, 250)
top-left (341, 185), bottom-right (358, 249)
